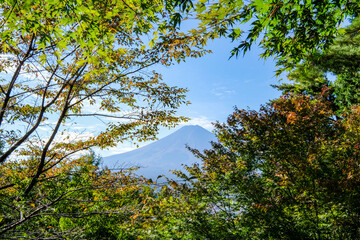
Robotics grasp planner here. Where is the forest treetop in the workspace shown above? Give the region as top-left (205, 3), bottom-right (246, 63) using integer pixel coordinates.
top-left (174, 0), bottom-right (360, 74)
top-left (0, 0), bottom-right (208, 197)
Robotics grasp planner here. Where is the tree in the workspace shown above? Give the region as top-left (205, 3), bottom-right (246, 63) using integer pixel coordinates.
top-left (136, 1), bottom-right (360, 238)
top-left (275, 17), bottom-right (360, 114)
top-left (0, 0), bottom-right (208, 236)
top-left (173, 0), bottom-right (360, 73)
top-left (165, 90), bottom-right (360, 239)
top-left (0, 150), bottom-right (155, 239)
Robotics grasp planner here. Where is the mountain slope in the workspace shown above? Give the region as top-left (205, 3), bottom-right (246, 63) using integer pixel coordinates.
top-left (102, 125), bottom-right (215, 180)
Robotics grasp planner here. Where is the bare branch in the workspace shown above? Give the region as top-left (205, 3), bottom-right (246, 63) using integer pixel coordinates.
top-left (0, 34), bottom-right (36, 127)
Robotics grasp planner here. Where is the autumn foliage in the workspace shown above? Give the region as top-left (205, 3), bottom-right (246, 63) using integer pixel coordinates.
top-left (0, 0), bottom-right (207, 237)
top-left (157, 89), bottom-right (360, 239)
top-left (2, 0), bottom-right (360, 239)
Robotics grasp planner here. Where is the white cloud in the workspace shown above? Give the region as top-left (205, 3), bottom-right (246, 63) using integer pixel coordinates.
top-left (102, 146), bottom-right (136, 156)
top-left (211, 86), bottom-right (236, 98)
top-left (0, 54), bottom-right (53, 82)
top-left (13, 130), bottom-right (96, 161)
top-left (53, 131), bottom-right (95, 144)
top-left (181, 116), bottom-right (214, 131)
top-left (52, 131), bottom-right (96, 159)
top-left (72, 126), bottom-right (97, 130)
top-left (98, 144), bottom-right (139, 157)
top-left (79, 100), bottom-right (141, 122)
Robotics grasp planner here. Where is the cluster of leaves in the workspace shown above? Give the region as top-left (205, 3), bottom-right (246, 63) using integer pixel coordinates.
top-left (152, 90), bottom-right (360, 239)
top-left (0, 0), bottom-right (210, 237)
top-left (3, 0), bottom-right (360, 239)
top-left (143, 4), bottom-right (360, 239)
top-left (275, 17), bottom-right (360, 114)
top-left (170, 0), bottom-right (360, 73)
top-left (0, 150), bottom-right (156, 239)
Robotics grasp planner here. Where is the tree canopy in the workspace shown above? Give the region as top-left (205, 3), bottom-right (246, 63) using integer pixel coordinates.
top-left (175, 0), bottom-right (360, 73)
top-left (159, 90), bottom-right (360, 239)
top-left (0, 0), bottom-right (207, 237)
top-left (275, 17), bottom-right (360, 114)
top-left (2, 0), bottom-right (360, 239)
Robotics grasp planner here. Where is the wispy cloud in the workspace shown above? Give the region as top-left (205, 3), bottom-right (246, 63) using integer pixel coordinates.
top-left (99, 144), bottom-right (139, 157)
top-left (72, 126), bottom-right (97, 130)
top-left (181, 116), bottom-right (214, 131)
top-left (211, 86), bottom-right (236, 98)
top-left (53, 131), bottom-right (95, 144)
top-left (79, 100), bottom-right (141, 122)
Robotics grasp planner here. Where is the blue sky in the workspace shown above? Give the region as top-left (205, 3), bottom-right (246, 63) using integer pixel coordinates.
top-left (100, 37), bottom-right (282, 156)
top-left (0, 31), bottom-right (282, 158)
top-left (1, 33), bottom-right (282, 157)
top-left (161, 38), bottom-right (280, 125)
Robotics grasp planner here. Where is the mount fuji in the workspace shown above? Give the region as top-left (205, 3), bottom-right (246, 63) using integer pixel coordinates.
top-left (101, 125), bottom-right (216, 180)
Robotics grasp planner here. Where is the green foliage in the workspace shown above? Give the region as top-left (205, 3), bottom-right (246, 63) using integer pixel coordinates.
top-left (276, 17), bottom-right (360, 114)
top-left (179, 0), bottom-right (360, 73)
top-left (0, 0), bottom-right (209, 237)
top-left (0, 150), bottom-right (152, 239)
top-left (3, 0), bottom-right (360, 238)
top-left (125, 3), bottom-right (360, 238)
top-left (165, 91), bottom-right (360, 239)
top-left (273, 64), bottom-right (329, 96)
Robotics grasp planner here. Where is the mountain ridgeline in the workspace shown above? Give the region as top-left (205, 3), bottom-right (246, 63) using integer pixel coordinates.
top-left (102, 125), bottom-right (216, 180)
